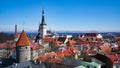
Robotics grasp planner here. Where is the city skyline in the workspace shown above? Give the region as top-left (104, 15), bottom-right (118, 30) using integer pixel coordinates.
top-left (0, 0), bottom-right (120, 32)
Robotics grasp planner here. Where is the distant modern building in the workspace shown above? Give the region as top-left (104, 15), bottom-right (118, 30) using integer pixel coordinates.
top-left (15, 25), bottom-right (17, 34)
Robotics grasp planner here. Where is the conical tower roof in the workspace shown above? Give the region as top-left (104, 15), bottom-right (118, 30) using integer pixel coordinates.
top-left (16, 30), bottom-right (30, 46)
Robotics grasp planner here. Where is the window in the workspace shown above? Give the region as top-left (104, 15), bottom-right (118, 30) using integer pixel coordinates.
top-left (87, 65), bottom-right (89, 68)
top-left (25, 57), bottom-right (27, 60)
top-left (20, 47), bottom-right (21, 49)
top-left (116, 66), bottom-right (119, 68)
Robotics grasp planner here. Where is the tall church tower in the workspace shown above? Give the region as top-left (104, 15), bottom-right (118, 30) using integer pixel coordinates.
top-left (39, 9), bottom-right (47, 38)
top-left (36, 9), bottom-right (47, 43)
top-left (16, 30), bottom-right (31, 63)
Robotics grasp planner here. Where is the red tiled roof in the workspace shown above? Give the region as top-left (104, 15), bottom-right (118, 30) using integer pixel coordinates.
top-left (30, 42), bottom-right (44, 50)
top-left (77, 41), bottom-right (90, 46)
top-left (35, 46), bottom-right (78, 63)
top-left (107, 55), bottom-right (117, 62)
top-left (56, 52), bottom-right (65, 58)
top-left (35, 52), bottom-right (62, 63)
top-left (43, 37), bottom-right (55, 43)
top-left (107, 54), bottom-right (120, 64)
top-left (48, 52), bottom-right (57, 57)
top-left (87, 50), bottom-right (95, 53)
top-left (96, 42), bottom-right (104, 46)
top-left (62, 49), bottom-right (73, 56)
top-left (36, 55), bottom-right (48, 62)
top-left (68, 39), bottom-right (76, 45)
top-left (99, 46), bottom-right (111, 52)
top-left (16, 30), bottom-right (30, 46)
top-left (0, 43), bottom-right (6, 48)
top-left (0, 41), bottom-right (15, 49)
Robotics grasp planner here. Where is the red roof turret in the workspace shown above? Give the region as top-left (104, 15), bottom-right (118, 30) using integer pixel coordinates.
top-left (16, 30), bottom-right (30, 46)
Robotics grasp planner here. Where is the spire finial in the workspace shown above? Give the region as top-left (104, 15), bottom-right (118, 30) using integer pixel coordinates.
top-left (42, 7), bottom-right (44, 15)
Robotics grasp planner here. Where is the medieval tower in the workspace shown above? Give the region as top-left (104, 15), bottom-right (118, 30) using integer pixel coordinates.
top-left (16, 30), bottom-right (31, 63)
top-left (35, 9), bottom-right (47, 43)
top-left (38, 9), bottom-right (47, 38)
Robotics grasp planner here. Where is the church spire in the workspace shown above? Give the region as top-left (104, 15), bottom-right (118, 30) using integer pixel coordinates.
top-left (40, 8), bottom-right (46, 25)
top-left (36, 8), bottom-right (47, 42)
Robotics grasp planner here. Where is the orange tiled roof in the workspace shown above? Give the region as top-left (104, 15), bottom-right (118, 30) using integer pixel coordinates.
top-left (99, 46), bottom-right (111, 52)
top-left (43, 37), bottom-right (55, 43)
top-left (56, 41), bottom-right (62, 46)
top-left (32, 45), bottom-right (44, 50)
top-left (16, 30), bottom-right (30, 46)
top-left (36, 52), bottom-right (62, 63)
top-left (56, 52), bottom-right (65, 58)
top-left (63, 50), bottom-right (72, 56)
top-left (68, 39), bottom-right (76, 45)
top-left (35, 46), bottom-right (79, 63)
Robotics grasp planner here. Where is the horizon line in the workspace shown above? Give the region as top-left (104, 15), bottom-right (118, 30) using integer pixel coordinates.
top-left (1, 30), bottom-right (120, 33)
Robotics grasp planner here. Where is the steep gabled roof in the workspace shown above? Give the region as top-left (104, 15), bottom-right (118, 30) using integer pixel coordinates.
top-left (16, 30), bottom-right (30, 46)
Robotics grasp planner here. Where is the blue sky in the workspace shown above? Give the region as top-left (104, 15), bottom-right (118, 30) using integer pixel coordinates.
top-left (0, 0), bottom-right (120, 32)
